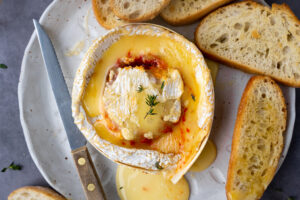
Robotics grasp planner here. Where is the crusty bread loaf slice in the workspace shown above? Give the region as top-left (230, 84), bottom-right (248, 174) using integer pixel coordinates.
top-left (92, 0), bottom-right (127, 29)
top-left (226, 76), bottom-right (287, 200)
top-left (110, 0), bottom-right (171, 22)
top-left (195, 1), bottom-right (300, 87)
top-left (161, 0), bottom-right (233, 25)
top-left (8, 186), bottom-right (66, 200)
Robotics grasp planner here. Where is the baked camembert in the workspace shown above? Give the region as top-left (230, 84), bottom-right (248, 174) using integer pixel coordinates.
top-left (72, 24), bottom-right (214, 183)
top-left (101, 53), bottom-right (184, 141)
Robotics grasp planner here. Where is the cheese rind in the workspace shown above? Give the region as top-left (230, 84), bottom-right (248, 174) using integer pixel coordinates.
top-left (71, 24), bottom-right (214, 183)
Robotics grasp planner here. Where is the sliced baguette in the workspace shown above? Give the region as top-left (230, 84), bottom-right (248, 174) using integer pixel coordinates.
top-left (195, 1), bottom-right (300, 87)
top-left (161, 0), bottom-right (233, 25)
top-left (92, 0), bottom-right (127, 29)
top-left (110, 0), bottom-right (171, 22)
top-left (8, 186), bottom-right (66, 200)
top-left (226, 76), bottom-right (287, 200)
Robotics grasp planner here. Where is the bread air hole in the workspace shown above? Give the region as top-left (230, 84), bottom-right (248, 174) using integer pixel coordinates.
top-left (123, 2), bottom-right (130, 9)
top-left (276, 61), bottom-right (282, 69)
top-left (234, 23), bottom-right (242, 30)
top-left (270, 16), bottom-right (275, 25)
top-left (216, 33), bottom-right (229, 43)
top-left (101, 0), bottom-right (107, 3)
top-left (237, 169), bottom-right (242, 175)
top-left (210, 43), bottom-right (218, 48)
top-left (261, 169), bottom-right (267, 176)
top-left (129, 10), bottom-right (140, 19)
top-left (287, 32), bottom-right (294, 41)
top-left (258, 144), bottom-right (265, 151)
top-left (283, 46), bottom-right (290, 54)
top-left (244, 22), bottom-right (250, 32)
top-left (265, 48), bottom-right (269, 58)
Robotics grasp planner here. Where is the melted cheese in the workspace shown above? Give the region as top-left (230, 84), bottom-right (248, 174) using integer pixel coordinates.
top-left (103, 67), bottom-right (183, 140)
top-left (83, 35), bottom-right (204, 171)
top-left (189, 140), bottom-right (217, 172)
top-left (116, 165), bottom-right (189, 200)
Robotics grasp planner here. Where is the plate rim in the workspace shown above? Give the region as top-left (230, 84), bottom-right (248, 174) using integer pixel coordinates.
top-left (18, 0), bottom-right (296, 197)
top-left (18, 0), bottom-right (65, 194)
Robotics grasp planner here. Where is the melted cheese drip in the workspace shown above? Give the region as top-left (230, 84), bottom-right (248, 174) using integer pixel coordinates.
top-left (65, 40), bottom-right (85, 56)
top-left (205, 59), bottom-right (219, 85)
top-left (189, 140), bottom-right (217, 172)
top-left (116, 165), bottom-right (189, 200)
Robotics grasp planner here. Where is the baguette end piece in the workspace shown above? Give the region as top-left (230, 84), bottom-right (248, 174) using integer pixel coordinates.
top-left (8, 186), bottom-right (66, 200)
top-left (161, 0), bottom-right (234, 25)
top-left (111, 0), bottom-right (171, 22)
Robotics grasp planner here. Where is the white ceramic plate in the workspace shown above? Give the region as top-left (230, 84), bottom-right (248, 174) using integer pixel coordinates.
top-left (18, 0), bottom-right (295, 199)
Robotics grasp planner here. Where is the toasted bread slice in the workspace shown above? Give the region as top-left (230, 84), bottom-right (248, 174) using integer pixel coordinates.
top-left (226, 76), bottom-right (287, 200)
top-left (161, 0), bottom-right (233, 25)
top-left (92, 0), bottom-right (127, 29)
top-left (195, 1), bottom-right (300, 87)
top-left (8, 186), bottom-right (66, 200)
top-left (110, 0), bottom-right (171, 22)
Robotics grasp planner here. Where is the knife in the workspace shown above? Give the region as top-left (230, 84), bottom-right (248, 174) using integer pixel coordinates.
top-left (33, 19), bottom-right (106, 200)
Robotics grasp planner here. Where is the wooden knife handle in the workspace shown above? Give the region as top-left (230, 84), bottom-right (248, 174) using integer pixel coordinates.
top-left (72, 146), bottom-right (106, 200)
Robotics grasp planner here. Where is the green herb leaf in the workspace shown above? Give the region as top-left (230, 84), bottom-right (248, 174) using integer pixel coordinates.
top-left (146, 95), bottom-right (159, 107)
top-left (9, 162), bottom-right (22, 170)
top-left (0, 64), bottom-right (8, 69)
top-left (137, 85), bottom-right (144, 93)
top-left (191, 94), bottom-right (196, 101)
top-left (119, 186), bottom-right (123, 190)
top-left (160, 81), bottom-right (165, 90)
top-left (288, 196), bottom-right (295, 200)
top-left (144, 108), bottom-right (157, 119)
top-left (155, 161), bottom-right (163, 170)
top-left (1, 162), bottom-right (22, 172)
top-left (144, 95), bottom-right (159, 119)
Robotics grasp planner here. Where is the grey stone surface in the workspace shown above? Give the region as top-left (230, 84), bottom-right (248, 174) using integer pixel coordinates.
top-left (0, 0), bottom-right (299, 199)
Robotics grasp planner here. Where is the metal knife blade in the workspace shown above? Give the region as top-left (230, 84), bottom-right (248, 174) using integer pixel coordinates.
top-left (33, 19), bottom-right (86, 150)
top-left (33, 19), bottom-right (106, 200)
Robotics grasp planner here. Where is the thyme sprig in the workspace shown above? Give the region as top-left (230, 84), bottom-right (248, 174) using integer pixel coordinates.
top-left (160, 81), bottom-right (165, 90)
top-left (1, 162), bottom-right (22, 172)
top-left (146, 95), bottom-right (159, 107)
top-left (144, 95), bottom-right (159, 119)
top-left (137, 85), bottom-right (144, 93)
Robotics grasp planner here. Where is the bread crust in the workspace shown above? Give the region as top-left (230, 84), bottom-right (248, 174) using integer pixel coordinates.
top-left (161, 0), bottom-right (234, 26)
top-left (195, 1), bottom-right (300, 87)
top-left (92, 0), bottom-right (127, 29)
top-left (8, 186), bottom-right (66, 200)
top-left (111, 0), bottom-right (171, 22)
top-left (225, 76), bottom-right (287, 200)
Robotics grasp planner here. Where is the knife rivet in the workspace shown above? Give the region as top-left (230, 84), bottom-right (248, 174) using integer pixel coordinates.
top-left (87, 183), bottom-right (95, 191)
top-left (78, 158), bottom-right (86, 166)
